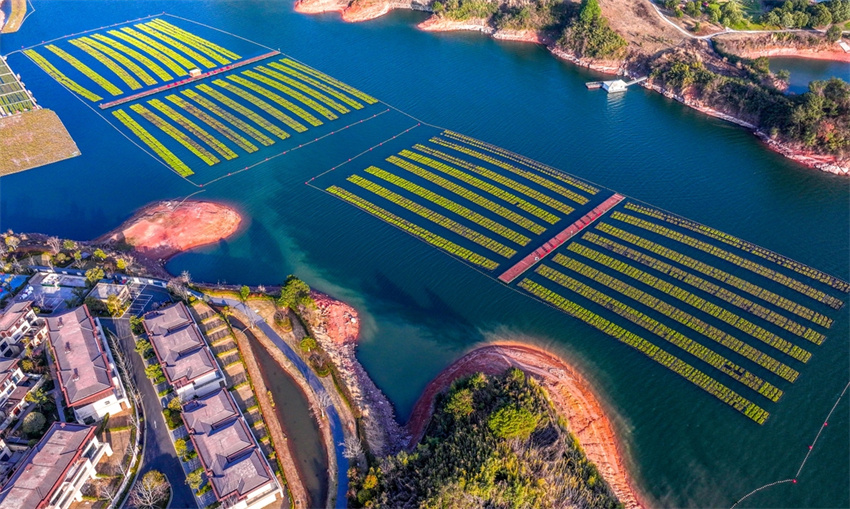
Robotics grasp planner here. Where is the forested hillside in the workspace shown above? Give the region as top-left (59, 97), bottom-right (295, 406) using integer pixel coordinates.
top-left (348, 368), bottom-right (622, 508)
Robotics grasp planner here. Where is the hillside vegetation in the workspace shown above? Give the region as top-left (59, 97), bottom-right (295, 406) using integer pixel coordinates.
top-left (348, 368), bottom-right (622, 508)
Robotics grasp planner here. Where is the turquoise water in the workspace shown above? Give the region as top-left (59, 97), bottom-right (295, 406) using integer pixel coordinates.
top-left (1, 2), bottom-right (848, 507)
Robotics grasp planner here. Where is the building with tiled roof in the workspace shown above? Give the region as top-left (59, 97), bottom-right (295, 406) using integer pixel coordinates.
top-left (182, 389), bottom-right (281, 509)
top-left (46, 306), bottom-right (129, 423)
top-left (0, 422), bottom-right (112, 509)
top-left (144, 302), bottom-right (223, 401)
top-left (0, 301), bottom-right (46, 357)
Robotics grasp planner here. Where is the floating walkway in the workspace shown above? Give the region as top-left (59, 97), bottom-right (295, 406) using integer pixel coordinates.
top-left (586, 77), bottom-right (647, 93)
top-left (98, 50), bottom-right (280, 109)
top-left (498, 193), bottom-right (625, 283)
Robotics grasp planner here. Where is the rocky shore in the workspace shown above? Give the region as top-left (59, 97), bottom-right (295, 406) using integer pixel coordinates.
top-left (293, 0), bottom-right (849, 174)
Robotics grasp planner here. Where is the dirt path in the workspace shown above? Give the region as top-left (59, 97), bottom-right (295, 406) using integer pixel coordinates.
top-left (230, 321), bottom-right (310, 509)
top-left (405, 342), bottom-right (645, 509)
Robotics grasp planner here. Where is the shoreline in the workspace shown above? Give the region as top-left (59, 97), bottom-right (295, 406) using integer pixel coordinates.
top-left (94, 199), bottom-right (245, 270)
top-left (293, 1), bottom-right (848, 174)
top-left (404, 341), bottom-right (646, 509)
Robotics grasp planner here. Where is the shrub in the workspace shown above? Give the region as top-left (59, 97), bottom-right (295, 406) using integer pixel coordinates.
top-left (22, 411), bottom-right (46, 435)
top-left (487, 404), bottom-right (540, 440)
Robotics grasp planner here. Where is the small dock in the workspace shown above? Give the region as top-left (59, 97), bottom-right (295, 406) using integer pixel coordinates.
top-left (586, 76), bottom-right (647, 94)
top-left (498, 193), bottom-right (625, 284)
top-left (98, 50), bottom-right (281, 109)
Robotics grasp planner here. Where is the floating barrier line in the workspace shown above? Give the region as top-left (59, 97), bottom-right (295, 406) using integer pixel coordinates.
top-left (498, 194), bottom-right (624, 283)
top-left (163, 13), bottom-right (278, 52)
top-left (729, 379), bottom-right (850, 508)
top-left (197, 108), bottom-right (393, 188)
top-left (11, 13), bottom-right (161, 54)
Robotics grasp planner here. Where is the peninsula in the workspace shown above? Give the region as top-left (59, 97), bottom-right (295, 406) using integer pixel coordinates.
top-left (294, 0), bottom-right (850, 174)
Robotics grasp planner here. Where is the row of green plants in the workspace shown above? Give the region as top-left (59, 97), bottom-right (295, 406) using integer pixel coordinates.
top-left (429, 137), bottom-right (590, 206)
top-left (255, 66), bottom-right (349, 114)
top-left (107, 29), bottom-right (188, 77)
top-left (149, 19), bottom-right (241, 61)
top-left (398, 150), bottom-right (560, 225)
top-left (535, 264), bottom-right (784, 403)
top-left (517, 278), bottom-right (769, 424)
top-left (554, 252), bottom-right (800, 383)
top-left (440, 130), bottom-right (600, 195)
top-left (45, 44), bottom-right (122, 96)
top-left (581, 232), bottom-right (827, 343)
top-left (130, 103), bottom-right (220, 165)
top-left (197, 83), bottom-right (292, 139)
top-left (594, 223), bottom-right (831, 328)
top-left (611, 212), bottom-right (844, 310)
top-left (135, 23), bottom-right (216, 68)
top-left (241, 70), bottom-right (336, 121)
top-left (120, 26), bottom-right (200, 73)
top-left (149, 98), bottom-right (238, 160)
top-left (623, 202), bottom-right (850, 294)
top-left (0, 91), bottom-right (33, 114)
top-left (217, 78), bottom-right (313, 131)
top-left (414, 144), bottom-right (575, 216)
top-left (183, 88), bottom-right (274, 146)
top-left (167, 94), bottom-right (258, 153)
top-left (347, 174), bottom-right (517, 258)
top-left (141, 20), bottom-right (229, 65)
top-left (24, 49), bottom-right (102, 100)
top-left (268, 61), bottom-right (363, 110)
top-left (363, 165), bottom-right (532, 247)
top-left (73, 36), bottom-right (157, 86)
top-left (386, 155), bottom-right (547, 235)
top-left (280, 57), bottom-right (378, 105)
top-left (112, 108), bottom-right (193, 175)
top-left (67, 39), bottom-right (142, 90)
top-left (91, 33), bottom-right (173, 81)
top-left (327, 185), bottom-right (499, 269)
top-left (569, 242), bottom-right (815, 362)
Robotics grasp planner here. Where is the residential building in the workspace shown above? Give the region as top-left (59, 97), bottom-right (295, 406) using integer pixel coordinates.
top-left (182, 389), bottom-right (281, 509)
top-left (46, 306), bottom-right (129, 423)
top-left (0, 422), bottom-right (112, 509)
top-left (0, 358), bottom-right (24, 406)
top-left (144, 302), bottom-right (224, 401)
top-left (0, 301), bottom-right (46, 357)
top-left (86, 283), bottom-right (130, 309)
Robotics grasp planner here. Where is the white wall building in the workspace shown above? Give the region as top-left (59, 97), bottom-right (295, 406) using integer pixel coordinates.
top-left (0, 301), bottom-right (46, 357)
top-left (46, 306), bottom-right (129, 423)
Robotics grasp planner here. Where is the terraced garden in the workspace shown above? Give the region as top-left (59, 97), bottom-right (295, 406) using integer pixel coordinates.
top-left (0, 57), bottom-right (35, 115)
top-left (315, 130), bottom-right (847, 424)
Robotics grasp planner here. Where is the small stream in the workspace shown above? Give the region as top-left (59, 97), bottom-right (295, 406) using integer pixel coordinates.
top-left (245, 332), bottom-right (329, 508)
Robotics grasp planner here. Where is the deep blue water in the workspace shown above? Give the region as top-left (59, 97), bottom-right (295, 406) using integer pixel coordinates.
top-left (1, 2), bottom-right (848, 507)
top-left (769, 56), bottom-right (849, 94)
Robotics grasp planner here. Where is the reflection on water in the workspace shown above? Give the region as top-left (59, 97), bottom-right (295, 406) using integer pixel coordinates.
top-left (769, 57), bottom-right (850, 94)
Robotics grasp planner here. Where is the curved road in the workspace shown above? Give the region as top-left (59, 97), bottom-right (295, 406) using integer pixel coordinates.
top-left (211, 298), bottom-right (349, 509)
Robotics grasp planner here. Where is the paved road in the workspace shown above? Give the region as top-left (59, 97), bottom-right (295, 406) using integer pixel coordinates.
top-left (211, 298), bottom-right (349, 509)
top-left (102, 313), bottom-right (197, 509)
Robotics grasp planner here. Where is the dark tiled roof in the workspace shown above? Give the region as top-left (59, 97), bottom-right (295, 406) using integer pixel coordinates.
top-left (46, 306), bottom-right (114, 407)
top-left (0, 422), bottom-right (96, 509)
top-left (144, 302), bottom-right (217, 387)
top-left (0, 302), bottom-right (31, 332)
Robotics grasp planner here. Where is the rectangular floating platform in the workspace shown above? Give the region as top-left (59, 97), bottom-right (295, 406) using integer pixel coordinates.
top-left (98, 50), bottom-right (281, 109)
top-left (498, 193), bottom-right (625, 283)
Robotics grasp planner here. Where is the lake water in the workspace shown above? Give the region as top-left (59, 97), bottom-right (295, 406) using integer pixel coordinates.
top-left (1, 2), bottom-right (848, 507)
top-left (769, 56), bottom-right (849, 94)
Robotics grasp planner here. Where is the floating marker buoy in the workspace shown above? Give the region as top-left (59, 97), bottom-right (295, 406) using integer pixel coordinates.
top-left (792, 480), bottom-right (797, 484)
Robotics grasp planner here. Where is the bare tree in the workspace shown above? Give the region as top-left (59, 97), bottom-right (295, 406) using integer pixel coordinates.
top-left (129, 470), bottom-right (170, 509)
top-left (46, 236), bottom-right (61, 255)
top-left (93, 478), bottom-right (120, 503)
top-left (341, 435), bottom-right (363, 459)
top-left (180, 270), bottom-right (191, 285)
top-left (316, 391), bottom-right (332, 419)
top-left (257, 285), bottom-right (267, 295)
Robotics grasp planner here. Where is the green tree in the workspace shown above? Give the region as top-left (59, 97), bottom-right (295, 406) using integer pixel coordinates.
top-left (826, 24), bottom-right (843, 42)
top-left (106, 294), bottom-right (123, 316)
top-left (116, 258), bottom-right (127, 270)
top-left (175, 438), bottom-right (187, 459)
top-left (487, 404), bottom-right (540, 439)
top-left (167, 397), bottom-right (182, 412)
top-left (578, 0), bottom-right (601, 23)
top-left (22, 411), bottom-right (46, 435)
top-left (93, 248), bottom-right (108, 260)
top-left (145, 364), bottom-right (163, 380)
top-left (62, 239), bottom-right (76, 250)
top-left (300, 336), bottom-right (318, 353)
top-left (130, 315), bottom-right (145, 335)
top-left (25, 387), bottom-right (50, 407)
top-left (85, 267), bottom-right (104, 284)
top-left (278, 275), bottom-right (313, 310)
top-left (445, 388), bottom-right (474, 419)
top-left (240, 285), bottom-right (250, 302)
top-left (185, 470), bottom-right (203, 491)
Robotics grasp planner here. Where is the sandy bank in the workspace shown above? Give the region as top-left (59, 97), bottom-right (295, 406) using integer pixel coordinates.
top-left (732, 46), bottom-right (850, 63)
top-left (96, 200), bottom-right (243, 261)
top-left (405, 342), bottom-right (644, 509)
top-left (0, 109), bottom-right (80, 177)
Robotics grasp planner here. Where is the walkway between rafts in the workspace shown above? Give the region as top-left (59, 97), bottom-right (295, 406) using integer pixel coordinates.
top-left (499, 193), bottom-right (625, 283)
top-left (97, 51), bottom-right (281, 109)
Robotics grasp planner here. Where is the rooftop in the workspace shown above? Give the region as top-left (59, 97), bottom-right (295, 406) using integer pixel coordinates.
top-left (46, 306), bottom-right (115, 408)
top-left (87, 283), bottom-right (129, 301)
top-left (0, 357), bottom-right (19, 386)
top-left (183, 389), bottom-right (274, 502)
top-left (0, 302), bottom-right (32, 332)
top-left (0, 422), bottom-right (95, 509)
top-left (144, 302), bottom-right (218, 387)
